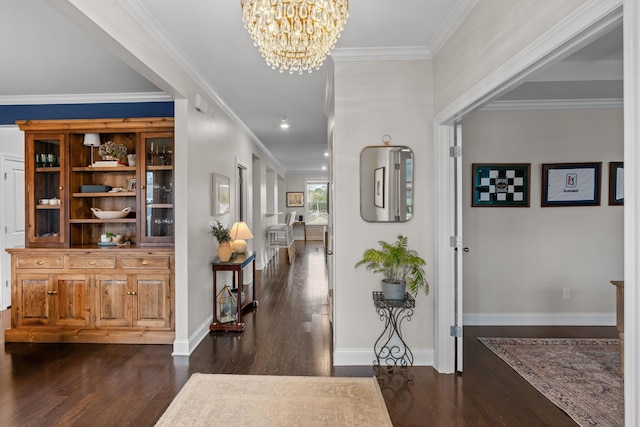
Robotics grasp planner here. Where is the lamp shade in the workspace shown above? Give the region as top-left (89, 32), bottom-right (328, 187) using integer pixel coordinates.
top-left (230, 221), bottom-right (253, 240)
top-left (83, 133), bottom-right (101, 147)
top-left (230, 221), bottom-right (253, 254)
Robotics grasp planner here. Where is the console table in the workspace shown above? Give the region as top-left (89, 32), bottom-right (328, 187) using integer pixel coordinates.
top-left (372, 291), bottom-right (415, 375)
top-left (611, 280), bottom-right (624, 373)
top-left (210, 252), bottom-right (257, 332)
top-left (293, 221), bottom-right (307, 241)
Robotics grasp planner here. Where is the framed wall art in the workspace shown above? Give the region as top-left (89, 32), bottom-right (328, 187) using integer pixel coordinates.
top-left (212, 173), bottom-right (231, 215)
top-left (374, 166), bottom-right (385, 208)
top-left (541, 162), bottom-right (601, 207)
top-left (286, 192), bottom-right (304, 207)
top-left (609, 162), bottom-right (623, 206)
top-left (472, 163), bottom-right (530, 207)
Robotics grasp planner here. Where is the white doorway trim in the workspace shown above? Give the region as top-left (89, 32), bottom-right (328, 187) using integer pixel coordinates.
top-left (623, 2), bottom-right (640, 425)
top-left (432, 0), bottom-right (622, 375)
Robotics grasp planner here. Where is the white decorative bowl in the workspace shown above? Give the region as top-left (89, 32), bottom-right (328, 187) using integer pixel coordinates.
top-left (91, 207), bottom-right (132, 219)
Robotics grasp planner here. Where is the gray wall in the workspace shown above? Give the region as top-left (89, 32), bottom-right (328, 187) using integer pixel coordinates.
top-left (462, 108), bottom-right (623, 325)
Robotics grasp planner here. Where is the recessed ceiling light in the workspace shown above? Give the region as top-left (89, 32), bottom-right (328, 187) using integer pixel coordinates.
top-left (322, 165), bottom-right (327, 171)
top-left (279, 118), bottom-right (290, 129)
top-left (324, 152), bottom-right (329, 157)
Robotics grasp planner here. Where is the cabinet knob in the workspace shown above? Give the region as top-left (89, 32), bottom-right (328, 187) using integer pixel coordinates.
top-left (131, 291), bottom-right (137, 296)
top-left (36, 260), bottom-right (44, 265)
top-left (142, 260), bottom-right (150, 265)
top-left (58, 186), bottom-right (63, 190)
top-left (47, 290), bottom-right (57, 295)
top-left (126, 291), bottom-right (132, 295)
top-left (140, 185), bottom-right (146, 189)
top-left (89, 260), bottom-right (96, 265)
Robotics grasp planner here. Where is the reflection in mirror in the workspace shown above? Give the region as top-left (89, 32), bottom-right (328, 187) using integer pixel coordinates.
top-left (360, 146), bottom-right (413, 222)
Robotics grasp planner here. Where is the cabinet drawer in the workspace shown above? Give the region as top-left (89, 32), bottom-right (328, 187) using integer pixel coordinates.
top-left (16, 256), bottom-right (64, 269)
top-left (68, 257), bottom-right (116, 269)
top-left (122, 256), bottom-right (170, 269)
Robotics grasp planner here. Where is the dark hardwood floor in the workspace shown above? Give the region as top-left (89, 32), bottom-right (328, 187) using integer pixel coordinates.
top-left (1, 241), bottom-right (617, 426)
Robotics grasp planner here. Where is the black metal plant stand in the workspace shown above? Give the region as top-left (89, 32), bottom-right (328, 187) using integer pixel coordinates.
top-left (372, 291), bottom-right (415, 381)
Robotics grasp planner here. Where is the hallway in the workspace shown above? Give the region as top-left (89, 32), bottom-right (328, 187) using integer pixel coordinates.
top-left (0, 241), bottom-right (617, 426)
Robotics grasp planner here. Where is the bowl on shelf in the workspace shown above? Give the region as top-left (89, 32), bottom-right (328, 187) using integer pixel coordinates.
top-left (91, 207), bottom-right (132, 219)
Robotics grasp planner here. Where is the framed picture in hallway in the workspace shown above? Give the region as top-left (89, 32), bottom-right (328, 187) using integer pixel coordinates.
top-left (374, 167), bottom-right (385, 208)
top-left (212, 173), bottom-right (231, 215)
top-left (609, 162), bottom-right (623, 205)
top-left (542, 162), bottom-right (601, 207)
top-left (286, 192), bottom-right (304, 207)
top-left (472, 163), bottom-right (530, 207)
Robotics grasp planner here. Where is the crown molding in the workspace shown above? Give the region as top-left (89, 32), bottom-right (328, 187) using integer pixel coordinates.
top-left (429, 0), bottom-right (479, 56)
top-left (331, 46), bottom-right (432, 62)
top-left (121, 0), bottom-right (286, 172)
top-left (482, 98), bottom-right (623, 111)
top-left (0, 92), bottom-right (172, 105)
top-left (435, 0), bottom-right (623, 124)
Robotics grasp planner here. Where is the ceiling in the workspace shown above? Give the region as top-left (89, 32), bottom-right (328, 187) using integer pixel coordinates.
top-left (0, 1), bottom-right (622, 173)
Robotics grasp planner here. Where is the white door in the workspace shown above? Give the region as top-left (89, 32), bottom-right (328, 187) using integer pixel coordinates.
top-left (453, 124), bottom-right (464, 372)
top-left (2, 157), bottom-right (25, 309)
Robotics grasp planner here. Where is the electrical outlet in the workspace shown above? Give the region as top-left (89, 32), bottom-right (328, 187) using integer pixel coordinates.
top-left (563, 288), bottom-right (571, 300)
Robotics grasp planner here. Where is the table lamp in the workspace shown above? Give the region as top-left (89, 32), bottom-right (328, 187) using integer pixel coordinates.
top-left (230, 221), bottom-right (253, 254)
top-left (83, 133), bottom-right (101, 166)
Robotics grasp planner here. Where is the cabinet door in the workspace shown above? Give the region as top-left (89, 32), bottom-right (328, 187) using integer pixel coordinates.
top-left (26, 133), bottom-right (66, 247)
top-left (54, 274), bottom-right (91, 326)
top-left (132, 274), bottom-right (171, 328)
top-left (139, 132), bottom-right (174, 245)
top-left (16, 273), bottom-right (52, 326)
top-left (94, 274), bottom-right (131, 327)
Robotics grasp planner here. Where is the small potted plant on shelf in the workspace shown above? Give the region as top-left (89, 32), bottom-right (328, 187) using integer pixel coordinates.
top-left (98, 141), bottom-right (128, 161)
top-left (210, 220), bottom-right (233, 262)
top-left (355, 234), bottom-right (429, 300)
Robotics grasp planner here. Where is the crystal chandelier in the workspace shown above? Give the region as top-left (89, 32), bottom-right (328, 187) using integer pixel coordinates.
top-left (241, 0), bottom-right (349, 74)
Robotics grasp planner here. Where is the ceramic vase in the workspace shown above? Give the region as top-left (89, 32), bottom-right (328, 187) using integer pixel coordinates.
top-left (216, 242), bottom-right (233, 262)
top-left (381, 279), bottom-right (406, 300)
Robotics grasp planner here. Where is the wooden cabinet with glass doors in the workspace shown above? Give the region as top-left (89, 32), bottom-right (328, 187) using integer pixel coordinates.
top-left (17, 118), bottom-right (174, 248)
top-left (6, 118), bottom-right (175, 344)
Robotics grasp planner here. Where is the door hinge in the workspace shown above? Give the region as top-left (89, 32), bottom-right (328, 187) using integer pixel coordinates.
top-left (450, 236), bottom-right (462, 248)
top-left (450, 326), bottom-right (462, 337)
top-left (449, 146), bottom-right (461, 158)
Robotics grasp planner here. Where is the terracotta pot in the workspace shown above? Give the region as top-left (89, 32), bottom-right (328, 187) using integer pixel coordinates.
top-left (216, 242), bottom-right (233, 262)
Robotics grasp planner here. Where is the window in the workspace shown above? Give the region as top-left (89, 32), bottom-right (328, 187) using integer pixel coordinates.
top-left (306, 181), bottom-right (328, 225)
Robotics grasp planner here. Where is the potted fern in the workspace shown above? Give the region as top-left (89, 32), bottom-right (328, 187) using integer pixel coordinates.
top-left (355, 234), bottom-right (429, 300)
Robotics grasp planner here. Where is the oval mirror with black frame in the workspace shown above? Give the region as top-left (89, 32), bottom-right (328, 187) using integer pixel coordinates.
top-left (360, 145), bottom-right (413, 222)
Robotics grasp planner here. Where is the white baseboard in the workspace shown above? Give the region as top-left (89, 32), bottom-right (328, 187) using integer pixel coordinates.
top-left (333, 348), bottom-right (433, 366)
top-left (172, 314), bottom-right (213, 356)
top-left (463, 312), bottom-right (616, 326)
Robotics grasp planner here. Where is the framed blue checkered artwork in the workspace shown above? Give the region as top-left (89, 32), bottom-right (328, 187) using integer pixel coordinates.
top-left (542, 162), bottom-right (601, 207)
top-left (472, 163), bottom-right (530, 207)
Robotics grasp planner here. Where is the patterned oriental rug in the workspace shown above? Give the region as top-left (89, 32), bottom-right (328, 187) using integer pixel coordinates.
top-left (155, 373), bottom-right (393, 426)
top-left (479, 337), bottom-right (623, 427)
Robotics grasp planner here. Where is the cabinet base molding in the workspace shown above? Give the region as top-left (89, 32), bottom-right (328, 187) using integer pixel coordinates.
top-left (4, 327), bottom-right (174, 344)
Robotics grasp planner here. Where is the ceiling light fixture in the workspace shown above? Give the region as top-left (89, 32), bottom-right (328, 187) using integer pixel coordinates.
top-left (279, 118), bottom-right (290, 129)
top-left (240, 0), bottom-right (349, 75)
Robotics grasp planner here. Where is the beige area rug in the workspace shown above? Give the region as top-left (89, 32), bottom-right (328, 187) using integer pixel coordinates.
top-left (479, 337), bottom-right (623, 427)
top-left (155, 373), bottom-right (393, 427)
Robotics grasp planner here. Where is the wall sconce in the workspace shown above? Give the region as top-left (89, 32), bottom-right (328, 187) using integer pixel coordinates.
top-left (230, 221), bottom-right (254, 254)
